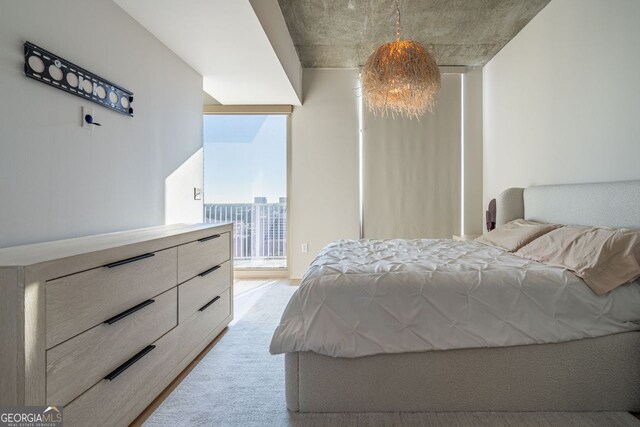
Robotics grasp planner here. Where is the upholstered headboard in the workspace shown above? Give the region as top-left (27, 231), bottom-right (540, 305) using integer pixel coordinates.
top-left (496, 180), bottom-right (640, 229)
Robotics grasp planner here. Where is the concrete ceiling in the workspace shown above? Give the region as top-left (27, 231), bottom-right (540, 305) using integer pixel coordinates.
top-left (278, 0), bottom-right (551, 68)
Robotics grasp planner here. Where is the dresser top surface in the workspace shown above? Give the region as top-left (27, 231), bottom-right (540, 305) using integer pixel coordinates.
top-left (0, 223), bottom-right (232, 267)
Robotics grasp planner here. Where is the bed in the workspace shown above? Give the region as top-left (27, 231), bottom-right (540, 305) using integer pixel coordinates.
top-left (271, 180), bottom-right (640, 412)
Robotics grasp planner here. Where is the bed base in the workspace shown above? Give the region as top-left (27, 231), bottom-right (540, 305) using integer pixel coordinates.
top-left (285, 332), bottom-right (640, 412)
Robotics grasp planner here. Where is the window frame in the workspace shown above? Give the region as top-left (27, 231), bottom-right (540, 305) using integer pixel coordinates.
top-left (202, 105), bottom-right (292, 277)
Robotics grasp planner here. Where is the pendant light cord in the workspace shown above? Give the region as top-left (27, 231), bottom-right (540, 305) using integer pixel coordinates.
top-left (395, 0), bottom-right (401, 41)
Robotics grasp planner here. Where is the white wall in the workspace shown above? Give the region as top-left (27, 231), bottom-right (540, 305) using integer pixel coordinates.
top-left (290, 69), bottom-right (360, 278)
top-left (0, 0), bottom-right (203, 248)
top-left (115, 0), bottom-right (301, 106)
top-left (483, 0), bottom-right (640, 208)
top-left (165, 148), bottom-right (204, 225)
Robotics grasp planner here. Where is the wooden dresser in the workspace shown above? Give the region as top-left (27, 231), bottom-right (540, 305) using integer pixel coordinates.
top-left (0, 223), bottom-right (233, 426)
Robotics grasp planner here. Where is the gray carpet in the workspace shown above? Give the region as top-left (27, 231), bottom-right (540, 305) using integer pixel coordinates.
top-left (145, 282), bottom-right (640, 427)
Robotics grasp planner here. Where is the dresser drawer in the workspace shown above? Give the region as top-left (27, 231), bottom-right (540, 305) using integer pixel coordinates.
top-left (63, 326), bottom-right (180, 427)
top-left (177, 289), bottom-right (231, 362)
top-left (46, 287), bottom-right (177, 406)
top-left (46, 247), bottom-right (177, 349)
top-left (178, 261), bottom-right (231, 323)
top-left (177, 232), bottom-right (230, 283)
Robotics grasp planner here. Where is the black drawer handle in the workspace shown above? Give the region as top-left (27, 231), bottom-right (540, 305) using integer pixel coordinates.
top-left (199, 265), bottom-right (221, 277)
top-left (104, 299), bottom-right (155, 325)
top-left (199, 295), bottom-right (221, 312)
top-left (104, 345), bottom-right (155, 381)
top-left (198, 234), bottom-right (220, 242)
top-left (104, 253), bottom-right (155, 268)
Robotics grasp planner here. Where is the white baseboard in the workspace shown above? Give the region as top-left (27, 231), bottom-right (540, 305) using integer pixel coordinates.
top-left (233, 269), bottom-right (290, 279)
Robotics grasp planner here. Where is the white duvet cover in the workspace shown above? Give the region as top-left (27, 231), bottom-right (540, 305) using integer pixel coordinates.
top-left (270, 239), bottom-right (640, 358)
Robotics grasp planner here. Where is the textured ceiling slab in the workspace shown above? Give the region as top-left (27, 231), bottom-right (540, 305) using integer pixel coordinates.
top-left (278, 0), bottom-right (551, 67)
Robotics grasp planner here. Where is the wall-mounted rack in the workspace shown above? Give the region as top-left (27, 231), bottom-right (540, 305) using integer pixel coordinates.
top-left (23, 41), bottom-right (134, 117)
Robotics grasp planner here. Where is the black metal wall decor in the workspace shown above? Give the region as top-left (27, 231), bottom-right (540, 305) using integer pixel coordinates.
top-left (23, 41), bottom-right (134, 116)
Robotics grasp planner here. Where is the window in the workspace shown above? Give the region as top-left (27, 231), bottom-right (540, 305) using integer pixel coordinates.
top-left (203, 114), bottom-right (288, 270)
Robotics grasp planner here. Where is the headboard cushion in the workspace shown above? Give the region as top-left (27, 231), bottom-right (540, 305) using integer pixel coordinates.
top-left (496, 180), bottom-right (640, 229)
top-left (496, 187), bottom-right (524, 226)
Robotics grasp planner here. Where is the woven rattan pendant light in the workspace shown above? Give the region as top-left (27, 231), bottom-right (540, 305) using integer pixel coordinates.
top-left (361, 0), bottom-right (441, 118)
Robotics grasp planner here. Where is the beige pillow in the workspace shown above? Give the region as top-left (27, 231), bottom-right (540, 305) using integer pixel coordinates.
top-left (475, 219), bottom-right (560, 252)
top-left (515, 226), bottom-right (640, 295)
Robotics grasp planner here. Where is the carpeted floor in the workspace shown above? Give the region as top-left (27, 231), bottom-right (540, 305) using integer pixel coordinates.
top-left (144, 281), bottom-right (640, 427)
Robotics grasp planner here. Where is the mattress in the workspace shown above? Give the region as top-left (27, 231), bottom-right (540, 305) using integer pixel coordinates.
top-left (270, 239), bottom-right (640, 358)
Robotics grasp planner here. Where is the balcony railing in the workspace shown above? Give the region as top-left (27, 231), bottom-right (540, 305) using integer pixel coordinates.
top-left (204, 203), bottom-right (286, 269)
